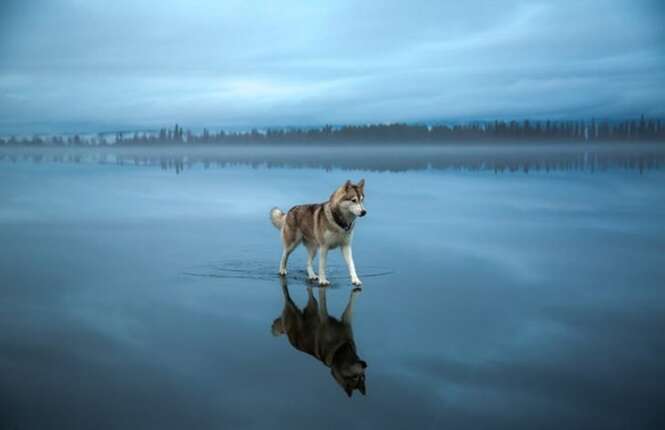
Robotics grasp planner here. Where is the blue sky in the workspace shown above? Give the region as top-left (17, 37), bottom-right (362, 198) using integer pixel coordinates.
top-left (1, 0), bottom-right (664, 134)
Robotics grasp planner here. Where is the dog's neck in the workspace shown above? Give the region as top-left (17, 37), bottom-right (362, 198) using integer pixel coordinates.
top-left (332, 342), bottom-right (358, 366)
top-left (324, 340), bottom-right (357, 367)
top-left (325, 203), bottom-right (355, 232)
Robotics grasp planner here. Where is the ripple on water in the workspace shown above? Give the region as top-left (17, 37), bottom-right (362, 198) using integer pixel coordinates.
top-left (182, 260), bottom-right (393, 285)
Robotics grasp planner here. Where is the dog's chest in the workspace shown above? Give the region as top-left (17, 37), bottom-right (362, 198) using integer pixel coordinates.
top-left (321, 229), bottom-right (350, 249)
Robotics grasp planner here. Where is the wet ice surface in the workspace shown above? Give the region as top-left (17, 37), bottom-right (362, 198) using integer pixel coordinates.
top-left (1, 147), bottom-right (665, 429)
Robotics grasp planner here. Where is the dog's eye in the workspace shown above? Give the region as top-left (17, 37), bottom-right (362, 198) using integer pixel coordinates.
top-left (351, 198), bottom-right (358, 203)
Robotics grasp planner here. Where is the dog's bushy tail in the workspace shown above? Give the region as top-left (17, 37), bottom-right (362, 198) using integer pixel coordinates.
top-left (270, 207), bottom-right (285, 230)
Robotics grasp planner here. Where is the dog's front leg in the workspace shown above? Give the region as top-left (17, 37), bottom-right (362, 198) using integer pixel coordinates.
top-left (318, 287), bottom-right (329, 321)
top-left (342, 287), bottom-right (360, 325)
top-left (318, 246), bottom-right (330, 286)
top-left (342, 245), bottom-right (362, 286)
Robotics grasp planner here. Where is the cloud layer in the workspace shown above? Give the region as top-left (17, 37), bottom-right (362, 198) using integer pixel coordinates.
top-left (1, 0), bottom-right (664, 133)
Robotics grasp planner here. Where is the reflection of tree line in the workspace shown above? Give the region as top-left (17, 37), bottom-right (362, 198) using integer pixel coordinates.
top-left (2, 116), bottom-right (665, 146)
top-left (2, 147), bottom-right (664, 174)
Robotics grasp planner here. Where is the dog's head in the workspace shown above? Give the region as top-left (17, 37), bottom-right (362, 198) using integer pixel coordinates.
top-left (331, 179), bottom-right (366, 218)
top-left (331, 358), bottom-right (367, 397)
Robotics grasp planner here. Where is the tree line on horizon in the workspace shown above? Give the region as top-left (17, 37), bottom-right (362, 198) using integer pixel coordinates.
top-left (2, 116), bottom-right (664, 146)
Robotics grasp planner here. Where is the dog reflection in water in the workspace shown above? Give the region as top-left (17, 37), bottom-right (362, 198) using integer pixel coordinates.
top-left (272, 278), bottom-right (367, 397)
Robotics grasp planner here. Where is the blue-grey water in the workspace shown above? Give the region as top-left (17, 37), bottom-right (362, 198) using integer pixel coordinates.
top-left (1, 145), bottom-right (665, 429)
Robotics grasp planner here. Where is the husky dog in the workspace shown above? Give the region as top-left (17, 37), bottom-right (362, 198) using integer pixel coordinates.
top-left (272, 277), bottom-right (367, 397)
top-left (270, 179), bottom-right (366, 286)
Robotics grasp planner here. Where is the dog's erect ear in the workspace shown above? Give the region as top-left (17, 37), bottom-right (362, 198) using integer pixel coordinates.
top-left (358, 380), bottom-right (366, 396)
top-left (357, 178), bottom-right (365, 190)
top-left (344, 385), bottom-right (353, 398)
top-left (344, 179), bottom-right (352, 190)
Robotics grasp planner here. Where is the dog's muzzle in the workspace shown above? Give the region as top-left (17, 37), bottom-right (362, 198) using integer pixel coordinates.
top-left (359, 209), bottom-right (367, 217)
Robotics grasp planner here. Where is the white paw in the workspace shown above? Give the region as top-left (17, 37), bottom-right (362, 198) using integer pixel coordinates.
top-left (278, 269), bottom-right (287, 276)
top-left (307, 275), bottom-right (319, 282)
top-left (352, 278), bottom-right (363, 286)
top-left (319, 278), bottom-right (330, 286)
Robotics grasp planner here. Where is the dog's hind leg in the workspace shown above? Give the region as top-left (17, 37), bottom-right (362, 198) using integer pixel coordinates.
top-left (279, 244), bottom-right (297, 276)
top-left (305, 243), bottom-right (318, 281)
top-left (279, 275), bottom-right (289, 296)
top-left (318, 286), bottom-right (329, 322)
top-left (279, 227), bottom-right (300, 276)
top-left (303, 287), bottom-right (318, 318)
top-left (272, 277), bottom-right (291, 337)
top-left (318, 246), bottom-right (330, 286)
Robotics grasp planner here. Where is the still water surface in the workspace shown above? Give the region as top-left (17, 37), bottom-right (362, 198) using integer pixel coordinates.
top-left (1, 145), bottom-right (664, 429)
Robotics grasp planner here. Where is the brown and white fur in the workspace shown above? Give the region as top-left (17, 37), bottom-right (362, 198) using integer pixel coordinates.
top-left (272, 277), bottom-right (367, 397)
top-left (270, 179), bottom-right (366, 286)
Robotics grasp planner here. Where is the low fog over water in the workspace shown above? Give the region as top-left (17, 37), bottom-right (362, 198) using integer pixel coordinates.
top-left (2, 142), bottom-right (665, 173)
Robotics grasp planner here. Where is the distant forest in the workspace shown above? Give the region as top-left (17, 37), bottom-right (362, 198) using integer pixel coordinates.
top-left (2, 116), bottom-right (665, 146)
